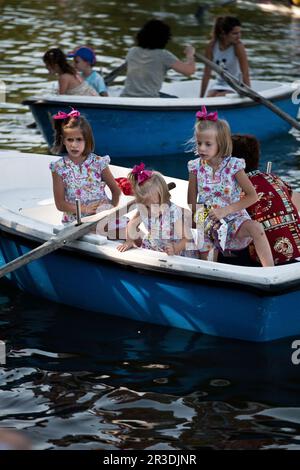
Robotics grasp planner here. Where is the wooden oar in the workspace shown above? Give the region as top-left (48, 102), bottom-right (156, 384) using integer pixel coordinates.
top-left (195, 52), bottom-right (300, 132)
top-left (104, 62), bottom-right (127, 86)
top-left (0, 182), bottom-right (176, 279)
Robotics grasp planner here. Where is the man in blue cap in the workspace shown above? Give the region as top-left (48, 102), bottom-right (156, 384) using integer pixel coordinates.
top-left (68, 46), bottom-right (108, 96)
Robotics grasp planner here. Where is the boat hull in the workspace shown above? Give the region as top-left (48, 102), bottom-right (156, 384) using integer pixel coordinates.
top-left (24, 86), bottom-right (298, 158)
top-left (1, 232), bottom-right (299, 343)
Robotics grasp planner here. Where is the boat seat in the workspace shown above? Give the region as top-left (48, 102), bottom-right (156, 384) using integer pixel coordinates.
top-left (52, 226), bottom-right (107, 245)
top-left (22, 203), bottom-right (108, 246)
top-left (21, 201), bottom-right (62, 225)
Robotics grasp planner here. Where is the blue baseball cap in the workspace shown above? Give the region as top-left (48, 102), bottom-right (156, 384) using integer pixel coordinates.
top-left (68, 46), bottom-right (96, 65)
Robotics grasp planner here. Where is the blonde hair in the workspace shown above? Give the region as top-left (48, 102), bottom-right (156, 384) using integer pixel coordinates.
top-left (128, 171), bottom-right (170, 204)
top-left (195, 118), bottom-right (232, 158)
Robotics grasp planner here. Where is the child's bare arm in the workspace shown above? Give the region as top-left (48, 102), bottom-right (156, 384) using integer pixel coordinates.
top-left (292, 191), bottom-right (300, 213)
top-left (210, 170), bottom-right (258, 221)
top-left (101, 166), bottom-right (121, 207)
top-left (117, 213), bottom-right (141, 252)
top-left (188, 172), bottom-right (198, 211)
top-left (165, 214), bottom-right (191, 256)
top-left (52, 173), bottom-right (99, 215)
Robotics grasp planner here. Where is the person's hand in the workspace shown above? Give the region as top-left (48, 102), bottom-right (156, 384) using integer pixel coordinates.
top-left (209, 206), bottom-right (229, 221)
top-left (117, 239), bottom-right (135, 252)
top-left (184, 45), bottom-right (195, 60)
top-left (83, 201), bottom-right (101, 214)
top-left (165, 243), bottom-right (179, 256)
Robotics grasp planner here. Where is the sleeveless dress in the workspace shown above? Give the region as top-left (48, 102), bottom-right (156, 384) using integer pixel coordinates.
top-left (64, 80), bottom-right (98, 96)
top-left (139, 202), bottom-right (191, 256)
top-left (188, 156), bottom-right (252, 252)
top-left (209, 41), bottom-right (241, 92)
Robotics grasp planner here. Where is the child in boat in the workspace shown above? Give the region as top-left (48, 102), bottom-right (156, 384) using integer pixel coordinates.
top-left (187, 107), bottom-right (274, 266)
top-left (231, 133), bottom-right (300, 265)
top-left (117, 163), bottom-right (194, 256)
top-left (68, 46), bottom-right (108, 96)
top-left (200, 16), bottom-right (250, 97)
top-left (43, 48), bottom-right (98, 96)
top-left (49, 108), bottom-right (122, 233)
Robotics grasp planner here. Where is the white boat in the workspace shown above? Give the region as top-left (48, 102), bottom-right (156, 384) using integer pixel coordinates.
top-left (1, 150), bottom-right (300, 342)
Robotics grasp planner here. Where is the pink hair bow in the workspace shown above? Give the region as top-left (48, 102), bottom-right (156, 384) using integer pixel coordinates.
top-left (53, 108), bottom-right (81, 120)
top-left (196, 106), bottom-right (218, 121)
top-left (132, 162), bottom-right (153, 184)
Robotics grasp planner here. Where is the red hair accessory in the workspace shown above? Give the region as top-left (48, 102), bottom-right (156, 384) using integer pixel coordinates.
top-left (196, 106), bottom-right (218, 122)
top-left (53, 108), bottom-right (80, 120)
top-left (132, 162), bottom-right (153, 185)
top-left (115, 177), bottom-right (133, 196)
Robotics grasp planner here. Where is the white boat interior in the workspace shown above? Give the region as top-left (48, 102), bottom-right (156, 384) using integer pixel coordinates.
top-left (0, 150), bottom-right (300, 291)
top-left (29, 79), bottom-right (298, 108)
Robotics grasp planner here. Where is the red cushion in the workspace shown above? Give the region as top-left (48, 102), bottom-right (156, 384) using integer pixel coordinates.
top-left (248, 171), bottom-right (300, 264)
top-left (115, 177), bottom-right (133, 196)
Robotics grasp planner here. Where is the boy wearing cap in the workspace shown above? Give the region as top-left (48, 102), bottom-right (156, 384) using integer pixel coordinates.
top-left (69, 46), bottom-right (108, 96)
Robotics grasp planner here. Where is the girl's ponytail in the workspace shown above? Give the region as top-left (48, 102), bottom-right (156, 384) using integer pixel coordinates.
top-left (51, 118), bottom-right (65, 154)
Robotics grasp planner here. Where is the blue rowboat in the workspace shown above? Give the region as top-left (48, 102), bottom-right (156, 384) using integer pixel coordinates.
top-left (1, 150), bottom-right (300, 342)
top-left (23, 79), bottom-right (299, 158)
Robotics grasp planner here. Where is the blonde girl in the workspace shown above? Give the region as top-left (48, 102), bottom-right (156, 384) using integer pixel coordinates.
top-left (117, 163), bottom-right (193, 256)
top-left (187, 107), bottom-right (274, 267)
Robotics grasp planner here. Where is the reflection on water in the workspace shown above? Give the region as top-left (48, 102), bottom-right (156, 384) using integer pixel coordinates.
top-left (1, 0), bottom-right (300, 450)
top-left (1, 280), bottom-right (300, 449)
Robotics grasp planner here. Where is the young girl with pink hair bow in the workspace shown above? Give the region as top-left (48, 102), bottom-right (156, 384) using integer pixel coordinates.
top-left (117, 163), bottom-right (194, 256)
top-left (187, 107), bottom-right (274, 266)
top-left (49, 109), bottom-right (122, 237)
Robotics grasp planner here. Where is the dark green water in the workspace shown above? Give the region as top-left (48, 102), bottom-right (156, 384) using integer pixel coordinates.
top-left (1, 0), bottom-right (300, 451)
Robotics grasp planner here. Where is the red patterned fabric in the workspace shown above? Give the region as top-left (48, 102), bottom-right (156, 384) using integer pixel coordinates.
top-left (247, 171), bottom-right (300, 265)
top-left (115, 177), bottom-right (133, 195)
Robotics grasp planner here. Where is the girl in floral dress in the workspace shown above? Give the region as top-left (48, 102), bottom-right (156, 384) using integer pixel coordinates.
top-left (187, 107), bottom-right (274, 266)
top-left (117, 163), bottom-right (194, 256)
top-left (49, 108), bottom-right (122, 236)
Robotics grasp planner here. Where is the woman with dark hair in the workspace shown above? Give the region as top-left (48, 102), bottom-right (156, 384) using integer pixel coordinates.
top-left (121, 19), bottom-right (196, 98)
top-left (200, 16), bottom-right (250, 97)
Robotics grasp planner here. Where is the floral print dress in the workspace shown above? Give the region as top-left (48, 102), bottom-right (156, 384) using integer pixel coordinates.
top-left (50, 153), bottom-right (111, 224)
top-left (140, 202), bottom-right (191, 256)
top-left (188, 156), bottom-right (252, 252)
